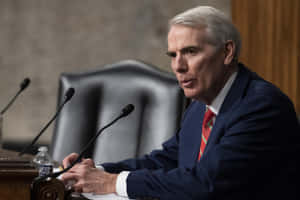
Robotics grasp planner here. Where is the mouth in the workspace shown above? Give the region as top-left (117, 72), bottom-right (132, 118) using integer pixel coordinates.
top-left (180, 78), bottom-right (195, 88)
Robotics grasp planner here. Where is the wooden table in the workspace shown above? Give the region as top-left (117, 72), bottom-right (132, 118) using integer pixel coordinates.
top-left (0, 148), bottom-right (38, 200)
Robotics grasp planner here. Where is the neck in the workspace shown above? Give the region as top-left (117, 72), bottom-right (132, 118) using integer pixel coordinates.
top-left (202, 63), bottom-right (238, 105)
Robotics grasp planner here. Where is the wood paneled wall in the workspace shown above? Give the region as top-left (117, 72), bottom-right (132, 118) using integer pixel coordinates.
top-left (232, 0), bottom-right (300, 113)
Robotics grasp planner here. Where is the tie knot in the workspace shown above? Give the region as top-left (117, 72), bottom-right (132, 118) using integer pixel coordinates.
top-left (203, 108), bottom-right (215, 127)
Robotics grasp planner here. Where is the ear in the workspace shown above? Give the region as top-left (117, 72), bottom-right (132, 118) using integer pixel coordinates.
top-left (223, 40), bottom-right (236, 65)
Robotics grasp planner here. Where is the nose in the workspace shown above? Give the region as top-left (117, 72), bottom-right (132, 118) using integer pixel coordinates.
top-left (172, 53), bottom-right (188, 73)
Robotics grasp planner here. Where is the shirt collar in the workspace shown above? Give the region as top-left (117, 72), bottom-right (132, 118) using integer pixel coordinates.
top-left (207, 71), bottom-right (237, 115)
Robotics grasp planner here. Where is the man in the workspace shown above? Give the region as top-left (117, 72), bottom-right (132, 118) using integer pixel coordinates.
top-left (62, 6), bottom-right (300, 200)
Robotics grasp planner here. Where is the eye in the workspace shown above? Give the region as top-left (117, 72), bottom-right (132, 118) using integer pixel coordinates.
top-left (185, 47), bottom-right (199, 55)
top-left (166, 51), bottom-right (176, 58)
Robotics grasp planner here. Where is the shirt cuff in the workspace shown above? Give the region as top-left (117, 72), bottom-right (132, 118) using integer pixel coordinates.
top-left (96, 165), bottom-right (130, 197)
top-left (116, 171), bottom-right (130, 197)
top-left (96, 165), bottom-right (104, 170)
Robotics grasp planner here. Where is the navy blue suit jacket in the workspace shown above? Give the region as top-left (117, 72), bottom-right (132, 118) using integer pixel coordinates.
top-left (102, 64), bottom-right (300, 200)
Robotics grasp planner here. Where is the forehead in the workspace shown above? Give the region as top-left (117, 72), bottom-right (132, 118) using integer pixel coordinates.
top-left (167, 25), bottom-right (208, 50)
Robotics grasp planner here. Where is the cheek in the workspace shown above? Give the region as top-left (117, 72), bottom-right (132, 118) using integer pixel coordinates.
top-left (170, 60), bottom-right (176, 72)
top-left (188, 56), bottom-right (207, 76)
top-left (190, 58), bottom-right (214, 90)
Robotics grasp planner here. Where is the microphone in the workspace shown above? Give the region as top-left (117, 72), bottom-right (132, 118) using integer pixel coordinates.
top-left (19, 88), bottom-right (75, 156)
top-left (38, 104), bottom-right (135, 181)
top-left (120, 103), bottom-right (135, 117)
top-left (0, 78), bottom-right (31, 115)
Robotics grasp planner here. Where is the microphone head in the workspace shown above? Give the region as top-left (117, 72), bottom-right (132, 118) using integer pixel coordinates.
top-left (65, 88), bottom-right (75, 102)
top-left (121, 104), bottom-right (134, 117)
top-left (20, 78), bottom-right (31, 91)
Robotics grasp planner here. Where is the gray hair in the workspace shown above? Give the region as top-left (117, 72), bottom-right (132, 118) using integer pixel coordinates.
top-left (169, 6), bottom-right (241, 60)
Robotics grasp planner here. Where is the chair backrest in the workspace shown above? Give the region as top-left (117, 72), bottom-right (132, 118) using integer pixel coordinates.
top-left (50, 60), bottom-right (187, 163)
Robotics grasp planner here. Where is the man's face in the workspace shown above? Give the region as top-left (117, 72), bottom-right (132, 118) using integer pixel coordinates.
top-left (167, 25), bottom-right (229, 104)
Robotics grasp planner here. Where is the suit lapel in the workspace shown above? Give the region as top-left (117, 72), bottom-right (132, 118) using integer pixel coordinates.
top-left (179, 101), bottom-right (206, 166)
top-left (201, 64), bottom-right (252, 158)
top-left (191, 104), bottom-right (206, 163)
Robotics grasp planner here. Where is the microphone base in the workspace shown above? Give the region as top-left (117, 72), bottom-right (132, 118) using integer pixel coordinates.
top-left (31, 177), bottom-right (66, 200)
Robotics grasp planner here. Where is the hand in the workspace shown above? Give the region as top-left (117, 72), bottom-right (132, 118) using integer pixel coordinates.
top-left (62, 153), bottom-right (95, 168)
top-left (61, 160), bottom-right (118, 194)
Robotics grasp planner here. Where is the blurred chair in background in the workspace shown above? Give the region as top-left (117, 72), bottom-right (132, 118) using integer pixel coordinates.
top-left (50, 60), bottom-right (187, 163)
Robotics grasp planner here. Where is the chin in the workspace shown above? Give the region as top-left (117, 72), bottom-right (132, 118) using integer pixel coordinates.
top-left (183, 90), bottom-right (199, 100)
top-left (183, 89), bottom-right (207, 103)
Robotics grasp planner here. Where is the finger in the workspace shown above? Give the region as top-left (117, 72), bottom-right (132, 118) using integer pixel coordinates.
top-left (68, 162), bottom-right (90, 173)
top-left (81, 158), bottom-right (95, 167)
top-left (61, 172), bottom-right (79, 183)
top-left (82, 184), bottom-right (94, 193)
top-left (65, 179), bottom-right (77, 191)
top-left (68, 163), bottom-right (82, 172)
top-left (72, 181), bottom-right (84, 193)
top-left (74, 181), bottom-right (97, 194)
top-left (62, 153), bottom-right (79, 168)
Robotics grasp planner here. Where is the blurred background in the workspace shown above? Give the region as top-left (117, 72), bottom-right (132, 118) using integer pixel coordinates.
top-left (0, 0), bottom-right (299, 152)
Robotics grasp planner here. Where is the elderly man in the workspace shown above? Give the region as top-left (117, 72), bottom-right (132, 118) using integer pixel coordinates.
top-left (62, 6), bottom-right (300, 200)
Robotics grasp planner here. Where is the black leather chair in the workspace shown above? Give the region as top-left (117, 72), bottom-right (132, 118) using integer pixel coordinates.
top-left (50, 60), bottom-right (187, 164)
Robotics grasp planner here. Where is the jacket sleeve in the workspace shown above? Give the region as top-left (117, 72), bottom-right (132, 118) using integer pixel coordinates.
top-left (101, 102), bottom-right (196, 174)
top-left (101, 133), bottom-right (179, 173)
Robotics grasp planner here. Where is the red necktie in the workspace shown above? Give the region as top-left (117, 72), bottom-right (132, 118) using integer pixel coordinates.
top-left (198, 108), bottom-right (215, 161)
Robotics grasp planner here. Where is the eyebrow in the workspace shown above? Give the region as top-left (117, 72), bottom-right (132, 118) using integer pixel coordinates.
top-left (166, 45), bottom-right (201, 57)
top-left (166, 51), bottom-right (176, 57)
